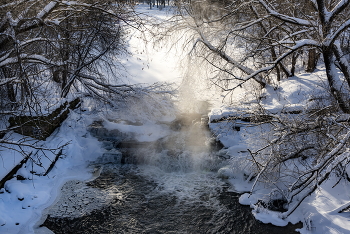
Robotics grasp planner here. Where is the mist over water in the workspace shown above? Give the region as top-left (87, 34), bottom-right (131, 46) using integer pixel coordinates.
top-left (41, 94), bottom-right (302, 233)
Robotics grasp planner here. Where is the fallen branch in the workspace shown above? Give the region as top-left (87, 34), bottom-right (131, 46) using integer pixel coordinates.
top-left (0, 152), bottom-right (32, 189)
top-left (43, 149), bottom-right (63, 176)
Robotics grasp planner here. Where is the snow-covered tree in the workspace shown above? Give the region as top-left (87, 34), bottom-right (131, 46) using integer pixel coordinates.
top-left (0, 0), bottom-right (141, 107)
top-left (172, 0), bottom-right (350, 217)
top-left (173, 0), bottom-right (350, 112)
top-left (0, 0), bottom-right (144, 172)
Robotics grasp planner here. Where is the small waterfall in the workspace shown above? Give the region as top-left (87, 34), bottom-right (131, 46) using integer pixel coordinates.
top-left (40, 101), bottom-right (302, 234)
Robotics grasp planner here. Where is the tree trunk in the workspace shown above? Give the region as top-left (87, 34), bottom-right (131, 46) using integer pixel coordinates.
top-left (305, 48), bottom-right (319, 73)
top-left (333, 44), bottom-right (350, 88)
top-left (1, 67), bottom-right (17, 103)
top-left (323, 48), bottom-right (350, 113)
top-left (6, 83), bottom-right (16, 103)
top-left (291, 52), bottom-right (299, 76)
top-left (61, 19), bottom-right (70, 98)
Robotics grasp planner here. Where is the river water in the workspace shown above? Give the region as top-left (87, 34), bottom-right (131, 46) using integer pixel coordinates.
top-left (39, 113), bottom-right (302, 234)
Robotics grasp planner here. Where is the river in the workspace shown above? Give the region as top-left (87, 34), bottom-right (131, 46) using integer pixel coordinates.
top-left (39, 110), bottom-right (302, 234)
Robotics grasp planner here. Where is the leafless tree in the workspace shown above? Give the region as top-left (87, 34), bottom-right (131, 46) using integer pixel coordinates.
top-left (0, 0), bottom-right (152, 174)
top-left (170, 0), bottom-right (350, 217)
top-left (172, 0), bottom-right (350, 112)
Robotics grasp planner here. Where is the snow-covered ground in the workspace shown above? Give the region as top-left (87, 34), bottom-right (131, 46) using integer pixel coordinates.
top-left (120, 4), bottom-right (183, 85)
top-left (0, 111), bottom-right (103, 234)
top-left (0, 3), bottom-right (349, 234)
top-left (210, 65), bottom-right (350, 234)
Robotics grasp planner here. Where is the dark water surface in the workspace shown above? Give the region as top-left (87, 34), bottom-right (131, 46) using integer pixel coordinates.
top-left (41, 114), bottom-right (302, 234)
top-left (42, 164), bottom-right (302, 234)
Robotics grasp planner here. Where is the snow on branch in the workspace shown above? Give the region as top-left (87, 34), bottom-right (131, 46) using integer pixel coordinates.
top-left (229, 17), bottom-right (269, 32)
top-left (327, 19), bottom-right (350, 46)
top-left (19, 37), bottom-right (57, 48)
top-left (37, 1), bottom-right (59, 19)
top-left (283, 39), bottom-right (319, 49)
top-left (0, 53), bottom-right (62, 67)
top-left (327, 0), bottom-right (350, 23)
top-left (280, 126), bottom-right (350, 218)
top-left (0, 57), bottom-right (18, 67)
top-left (279, 30), bottom-right (311, 44)
top-left (77, 73), bottom-right (133, 90)
top-left (23, 54), bottom-right (60, 66)
top-left (195, 30), bottom-right (254, 75)
top-left (283, 150), bottom-right (350, 218)
top-left (237, 39), bottom-right (319, 83)
top-left (6, 12), bottom-right (17, 27)
top-left (0, 77), bottom-right (18, 86)
top-left (59, 1), bottom-right (135, 27)
top-left (258, 0), bottom-right (312, 26)
top-left (315, 0), bottom-right (331, 24)
top-left (309, 0), bottom-right (319, 10)
top-left (331, 201), bottom-right (350, 213)
top-left (0, 0), bottom-right (30, 9)
top-left (195, 25), bottom-right (319, 89)
top-left (0, 50), bottom-right (13, 63)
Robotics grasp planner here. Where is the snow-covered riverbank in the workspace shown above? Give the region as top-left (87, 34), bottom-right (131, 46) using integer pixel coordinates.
top-left (209, 65), bottom-right (350, 234)
top-left (0, 110), bottom-right (102, 233)
top-left (0, 3), bottom-right (349, 234)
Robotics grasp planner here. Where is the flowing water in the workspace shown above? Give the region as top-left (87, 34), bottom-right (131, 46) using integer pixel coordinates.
top-left (39, 112), bottom-right (302, 234)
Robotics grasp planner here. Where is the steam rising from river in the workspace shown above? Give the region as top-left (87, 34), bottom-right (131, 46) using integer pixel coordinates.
top-left (121, 78), bottom-right (226, 204)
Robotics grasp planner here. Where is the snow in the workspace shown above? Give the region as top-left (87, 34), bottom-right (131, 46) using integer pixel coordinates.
top-left (252, 206), bottom-right (289, 227)
top-left (258, 0), bottom-right (312, 26)
top-left (102, 120), bottom-right (171, 142)
top-left (120, 6), bottom-right (182, 85)
top-left (36, 2), bottom-right (58, 19)
top-left (328, 19), bottom-right (350, 46)
top-left (205, 58), bottom-right (350, 233)
top-left (0, 2), bottom-right (349, 234)
top-left (0, 0), bottom-right (26, 9)
top-left (0, 110), bottom-right (103, 234)
top-left (330, 0), bottom-right (350, 19)
top-left (0, 142), bottom-right (24, 181)
top-left (0, 54), bottom-right (60, 67)
top-left (209, 66), bottom-right (350, 233)
top-left (0, 57), bottom-right (18, 67)
top-left (0, 4), bottom-right (182, 233)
